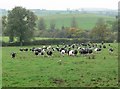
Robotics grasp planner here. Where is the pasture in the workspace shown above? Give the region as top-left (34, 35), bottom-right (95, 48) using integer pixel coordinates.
top-left (40, 13), bottom-right (115, 30)
top-left (2, 43), bottom-right (118, 87)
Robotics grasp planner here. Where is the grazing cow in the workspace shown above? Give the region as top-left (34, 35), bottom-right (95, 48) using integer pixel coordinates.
top-left (79, 48), bottom-right (88, 55)
top-left (47, 46), bottom-right (52, 50)
top-left (36, 48), bottom-right (42, 53)
top-left (61, 50), bottom-right (66, 56)
top-left (99, 45), bottom-right (102, 48)
top-left (108, 44), bottom-right (111, 46)
top-left (51, 48), bottom-right (54, 51)
top-left (47, 51), bottom-right (53, 56)
top-left (59, 48), bottom-right (65, 52)
top-left (24, 48), bottom-right (28, 52)
top-left (30, 47), bottom-right (35, 52)
top-left (39, 51), bottom-right (44, 55)
top-left (68, 44), bottom-right (71, 47)
top-left (94, 48), bottom-right (102, 52)
top-left (63, 45), bottom-right (67, 48)
top-left (73, 50), bottom-right (78, 56)
top-left (68, 50), bottom-right (75, 56)
top-left (56, 47), bottom-right (60, 52)
top-left (65, 49), bottom-right (70, 55)
top-left (87, 48), bottom-right (93, 54)
top-left (38, 49), bottom-right (45, 56)
top-left (11, 52), bottom-right (16, 58)
top-left (103, 45), bottom-right (106, 48)
top-left (78, 47), bottom-right (82, 50)
top-left (20, 48), bottom-right (24, 52)
top-left (71, 44), bottom-right (75, 49)
top-left (109, 48), bottom-right (114, 53)
top-left (20, 48), bottom-right (28, 52)
top-left (35, 51), bottom-right (39, 56)
top-left (80, 48), bottom-right (93, 55)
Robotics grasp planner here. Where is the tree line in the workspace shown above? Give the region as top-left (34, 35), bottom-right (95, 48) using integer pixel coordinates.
top-left (1, 6), bottom-right (118, 45)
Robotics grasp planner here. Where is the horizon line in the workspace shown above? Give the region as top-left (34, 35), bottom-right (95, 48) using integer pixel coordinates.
top-left (0, 7), bottom-right (118, 11)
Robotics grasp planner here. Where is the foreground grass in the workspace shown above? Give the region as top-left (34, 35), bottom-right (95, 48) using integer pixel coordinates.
top-left (2, 43), bottom-right (118, 87)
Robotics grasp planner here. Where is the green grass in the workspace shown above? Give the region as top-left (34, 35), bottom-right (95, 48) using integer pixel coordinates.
top-left (2, 43), bottom-right (118, 87)
top-left (0, 36), bottom-right (18, 42)
top-left (34, 37), bottom-right (72, 40)
top-left (0, 36), bottom-right (9, 42)
top-left (39, 13), bottom-right (115, 30)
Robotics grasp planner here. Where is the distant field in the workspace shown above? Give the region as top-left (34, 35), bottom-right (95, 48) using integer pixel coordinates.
top-left (39, 13), bottom-right (115, 30)
top-left (0, 36), bottom-right (9, 42)
top-left (34, 37), bottom-right (72, 40)
top-left (0, 36), bottom-right (18, 42)
top-left (2, 43), bottom-right (118, 87)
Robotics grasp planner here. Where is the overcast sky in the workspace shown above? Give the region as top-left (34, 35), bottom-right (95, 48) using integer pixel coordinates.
top-left (0, 0), bottom-right (119, 10)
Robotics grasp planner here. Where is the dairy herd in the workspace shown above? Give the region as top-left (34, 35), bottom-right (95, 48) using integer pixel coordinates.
top-left (11, 42), bottom-right (114, 59)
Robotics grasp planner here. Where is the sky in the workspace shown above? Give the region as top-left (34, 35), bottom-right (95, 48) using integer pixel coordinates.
top-left (0, 0), bottom-right (119, 10)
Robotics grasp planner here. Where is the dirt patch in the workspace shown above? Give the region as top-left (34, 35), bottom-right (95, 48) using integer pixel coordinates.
top-left (50, 78), bottom-right (65, 85)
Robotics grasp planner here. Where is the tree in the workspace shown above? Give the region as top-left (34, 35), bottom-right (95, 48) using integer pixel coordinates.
top-left (7, 11), bottom-right (15, 42)
top-left (112, 19), bottom-right (118, 32)
top-left (49, 19), bottom-right (56, 31)
top-left (71, 16), bottom-right (78, 28)
top-left (7, 6), bottom-right (37, 44)
top-left (2, 15), bottom-right (7, 35)
top-left (0, 18), bottom-right (2, 36)
top-left (66, 27), bottom-right (78, 38)
top-left (72, 29), bottom-right (89, 38)
top-left (38, 17), bottom-right (46, 30)
top-left (90, 18), bottom-right (111, 42)
top-left (56, 26), bottom-right (67, 38)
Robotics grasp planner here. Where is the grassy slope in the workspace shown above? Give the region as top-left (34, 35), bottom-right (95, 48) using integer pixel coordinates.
top-left (2, 43), bottom-right (118, 87)
top-left (39, 13), bottom-right (115, 30)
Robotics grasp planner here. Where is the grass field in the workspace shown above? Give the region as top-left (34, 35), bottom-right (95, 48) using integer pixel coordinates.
top-left (0, 36), bottom-right (18, 43)
top-left (2, 43), bottom-right (118, 87)
top-left (39, 13), bottom-right (115, 30)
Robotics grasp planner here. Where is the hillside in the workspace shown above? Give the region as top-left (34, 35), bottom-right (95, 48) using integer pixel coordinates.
top-left (38, 13), bottom-right (115, 30)
top-left (0, 9), bottom-right (116, 30)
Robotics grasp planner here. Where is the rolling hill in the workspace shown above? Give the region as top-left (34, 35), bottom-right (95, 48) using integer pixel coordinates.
top-left (38, 13), bottom-right (115, 30)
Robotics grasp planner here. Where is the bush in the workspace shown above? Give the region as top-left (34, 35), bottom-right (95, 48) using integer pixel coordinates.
top-left (2, 38), bottom-right (115, 47)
